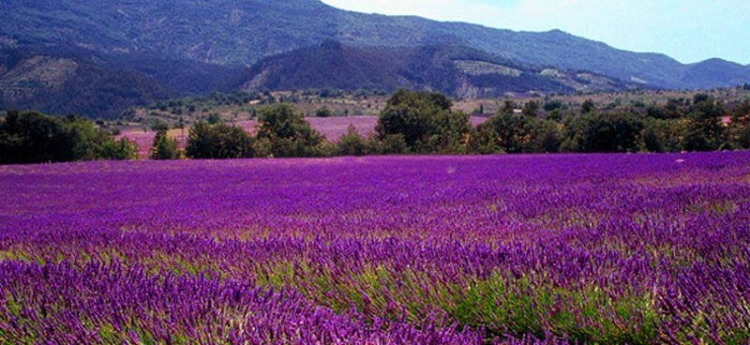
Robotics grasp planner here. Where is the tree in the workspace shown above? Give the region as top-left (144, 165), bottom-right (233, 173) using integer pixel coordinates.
top-left (185, 122), bottom-right (253, 159)
top-left (336, 125), bottom-right (368, 156)
top-left (476, 109), bottom-right (561, 154)
top-left (375, 89), bottom-right (468, 153)
top-left (149, 119), bottom-right (170, 132)
top-left (522, 101), bottom-right (540, 118)
top-left (543, 99), bottom-right (563, 112)
top-left (369, 134), bottom-right (408, 155)
top-left (477, 111), bottom-right (529, 153)
top-left (683, 95), bottom-right (727, 151)
top-left (255, 104), bottom-right (326, 157)
top-left (315, 107), bottom-right (333, 117)
top-left (498, 100), bottom-right (516, 116)
top-left (561, 112), bottom-right (644, 153)
top-left (100, 138), bottom-right (139, 160)
top-left (149, 130), bottom-right (181, 160)
top-left (729, 100), bottom-right (750, 149)
top-left (581, 99), bottom-right (596, 114)
top-left (207, 113), bottom-right (221, 125)
top-left (426, 110), bottom-right (471, 153)
top-left (0, 111), bottom-right (136, 164)
top-left (642, 118), bottom-right (689, 153)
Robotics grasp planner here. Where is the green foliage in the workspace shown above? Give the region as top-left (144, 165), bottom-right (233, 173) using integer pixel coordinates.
top-left (663, 98), bottom-right (687, 119)
top-left (149, 119), bottom-right (170, 132)
top-left (149, 130), bottom-right (181, 160)
top-left (543, 99), bottom-right (564, 112)
top-left (99, 138), bottom-right (139, 160)
top-left (369, 134), bottom-right (409, 155)
top-left (561, 112), bottom-right (644, 153)
top-left (641, 118), bottom-right (689, 153)
top-left (683, 95), bottom-right (728, 151)
top-left (729, 100), bottom-right (750, 149)
top-left (207, 113), bottom-right (221, 125)
top-left (336, 125), bottom-right (368, 156)
top-left (521, 101), bottom-right (540, 118)
top-left (476, 110), bottom-right (561, 154)
top-left (0, 111), bottom-right (135, 164)
top-left (581, 99), bottom-right (596, 114)
top-left (255, 104), bottom-right (327, 157)
top-left (376, 89), bottom-right (469, 153)
top-left (315, 107), bottom-right (333, 118)
top-left (185, 122), bottom-right (253, 159)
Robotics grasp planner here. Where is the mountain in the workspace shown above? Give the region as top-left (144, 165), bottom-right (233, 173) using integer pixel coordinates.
top-left (238, 40), bottom-right (639, 98)
top-left (0, 47), bottom-right (172, 119)
top-left (0, 46), bottom-right (241, 118)
top-left (2, 0), bottom-right (750, 117)
top-left (680, 59), bottom-right (750, 89)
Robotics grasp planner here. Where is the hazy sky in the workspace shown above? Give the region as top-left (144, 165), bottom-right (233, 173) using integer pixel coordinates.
top-left (321, 0), bottom-right (750, 65)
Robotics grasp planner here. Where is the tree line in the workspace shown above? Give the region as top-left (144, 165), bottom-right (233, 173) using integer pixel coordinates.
top-left (149, 89), bottom-right (749, 160)
top-left (2, 89), bottom-right (749, 164)
top-left (0, 110), bottom-right (137, 164)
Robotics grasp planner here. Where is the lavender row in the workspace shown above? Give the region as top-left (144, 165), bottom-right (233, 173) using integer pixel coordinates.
top-left (0, 260), bottom-right (492, 345)
top-left (1, 152), bottom-right (749, 343)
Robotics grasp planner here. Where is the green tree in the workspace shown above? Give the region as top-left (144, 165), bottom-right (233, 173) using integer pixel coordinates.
top-left (581, 99), bottom-right (596, 114)
top-left (149, 119), bottom-right (170, 132)
top-left (369, 134), bottom-right (408, 155)
top-left (186, 122), bottom-right (253, 159)
top-left (336, 125), bottom-right (368, 156)
top-left (149, 130), bottom-right (181, 160)
top-left (376, 89), bottom-right (468, 153)
top-left (0, 111), bottom-right (136, 164)
top-left (476, 110), bottom-right (561, 154)
top-left (315, 107), bottom-right (333, 118)
top-left (729, 100), bottom-right (750, 148)
top-left (561, 112), bottom-right (644, 153)
top-left (522, 101), bottom-right (540, 118)
top-left (641, 118), bottom-right (689, 153)
top-left (255, 104), bottom-right (326, 157)
top-left (426, 110), bottom-right (472, 153)
top-left (207, 113), bottom-right (221, 125)
top-left (683, 95), bottom-right (727, 151)
top-left (100, 138), bottom-right (139, 160)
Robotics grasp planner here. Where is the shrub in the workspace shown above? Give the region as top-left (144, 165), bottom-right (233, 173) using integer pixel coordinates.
top-left (149, 130), bottom-right (181, 160)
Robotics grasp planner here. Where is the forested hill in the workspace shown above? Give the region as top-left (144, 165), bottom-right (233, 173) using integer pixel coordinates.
top-left (2, 0), bottom-right (750, 118)
top-left (238, 41), bottom-right (638, 98)
top-left (3, 0), bottom-right (748, 89)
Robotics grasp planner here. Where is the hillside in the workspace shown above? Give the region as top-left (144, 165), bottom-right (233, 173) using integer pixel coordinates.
top-left (3, 0), bottom-right (748, 88)
top-left (2, 0), bottom-right (750, 117)
top-left (0, 47), bottom-right (173, 119)
top-left (0, 46), bottom-right (241, 118)
top-left (681, 59), bottom-right (750, 89)
top-left (238, 41), bottom-right (638, 97)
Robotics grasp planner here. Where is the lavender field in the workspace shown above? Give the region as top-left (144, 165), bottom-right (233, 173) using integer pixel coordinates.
top-left (1, 153), bottom-right (749, 344)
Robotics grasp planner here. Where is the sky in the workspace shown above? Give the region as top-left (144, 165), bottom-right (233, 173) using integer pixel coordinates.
top-left (320, 0), bottom-right (750, 65)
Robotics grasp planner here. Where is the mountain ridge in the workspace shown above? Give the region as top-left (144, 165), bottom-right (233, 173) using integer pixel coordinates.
top-left (1, 0), bottom-right (750, 117)
top-left (236, 40), bottom-right (641, 98)
top-left (2, 0), bottom-right (745, 86)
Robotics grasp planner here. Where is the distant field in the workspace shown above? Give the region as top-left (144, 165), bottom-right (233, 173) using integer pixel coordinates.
top-left (1, 153), bottom-right (749, 344)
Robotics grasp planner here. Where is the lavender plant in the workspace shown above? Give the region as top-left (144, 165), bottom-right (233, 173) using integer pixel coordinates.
top-left (1, 153), bottom-right (749, 344)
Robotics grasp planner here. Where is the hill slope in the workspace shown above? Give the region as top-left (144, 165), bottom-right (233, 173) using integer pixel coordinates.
top-left (0, 46), bottom-right (241, 118)
top-left (2, 0), bottom-right (750, 117)
top-left (680, 59), bottom-right (750, 89)
top-left (3, 0), bottom-right (748, 90)
top-left (238, 41), bottom-right (638, 97)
